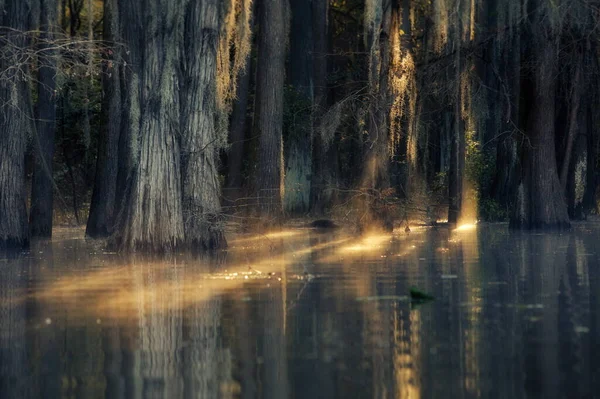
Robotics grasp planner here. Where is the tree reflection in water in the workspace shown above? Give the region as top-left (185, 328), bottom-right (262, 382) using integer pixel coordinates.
top-left (0, 225), bottom-right (599, 398)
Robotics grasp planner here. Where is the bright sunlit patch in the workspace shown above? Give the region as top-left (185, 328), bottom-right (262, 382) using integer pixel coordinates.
top-left (228, 230), bottom-right (304, 246)
top-left (455, 223), bottom-right (477, 231)
top-left (340, 234), bottom-right (391, 253)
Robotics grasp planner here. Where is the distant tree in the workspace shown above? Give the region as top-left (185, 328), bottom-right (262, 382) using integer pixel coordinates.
top-left (86, 0), bottom-right (121, 238)
top-left (254, 0), bottom-right (289, 220)
top-left (30, 0), bottom-right (58, 238)
top-left (309, 0), bottom-right (331, 214)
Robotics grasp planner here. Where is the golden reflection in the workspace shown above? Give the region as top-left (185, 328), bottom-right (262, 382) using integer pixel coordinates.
top-left (339, 233), bottom-right (391, 254)
top-left (455, 223), bottom-right (476, 231)
top-left (32, 230), bottom-right (351, 323)
top-left (227, 229), bottom-right (304, 246)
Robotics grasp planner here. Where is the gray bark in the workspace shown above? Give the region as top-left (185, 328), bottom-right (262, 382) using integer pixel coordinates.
top-left (0, 0), bottom-right (33, 249)
top-left (113, 0), bottom-right (185, 252)
top-left (180, 0), bottom-right (226, 250)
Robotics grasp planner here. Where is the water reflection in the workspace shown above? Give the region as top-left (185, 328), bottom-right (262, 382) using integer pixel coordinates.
top-left (0, 225), bottom-right (599, 398)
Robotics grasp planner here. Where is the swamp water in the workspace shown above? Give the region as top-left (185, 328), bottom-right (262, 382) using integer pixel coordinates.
top-left (1, 224), bottom-right (600, 398)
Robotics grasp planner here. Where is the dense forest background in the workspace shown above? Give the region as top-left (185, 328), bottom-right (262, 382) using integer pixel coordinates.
top-left (1, 0), bottom-right (599, 252)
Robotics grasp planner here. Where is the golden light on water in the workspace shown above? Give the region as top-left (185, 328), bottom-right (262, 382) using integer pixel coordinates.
top-left (340, 234), bottom-right (391, 253)
top-left (228, 230), bottom-right (303, 245)
top-left (455, 223), bottom-right (477, 231)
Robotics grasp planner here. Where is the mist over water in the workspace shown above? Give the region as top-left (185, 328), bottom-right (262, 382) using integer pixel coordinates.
top-left (1, 224), bottom-right (599, 398)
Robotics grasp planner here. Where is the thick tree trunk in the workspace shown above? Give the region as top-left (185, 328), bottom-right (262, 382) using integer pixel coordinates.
top-left (0, 0), bottom-right (33, 249)
top-left (180, 0), bottom-right (226, 250)
top-left (284, 0), bottom-right (314, 215)
top-left (86, 0), bottom-right (121, 238)
top-left (113, 0), bottom-right (185, 252)
top-left (511, 40), bottom-right (570, 229)
top-left (255, 0), bottom-right (288, 220)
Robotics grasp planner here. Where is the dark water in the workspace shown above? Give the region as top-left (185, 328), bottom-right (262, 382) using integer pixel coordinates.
top-left (1, 224), bottom-right (600, 399)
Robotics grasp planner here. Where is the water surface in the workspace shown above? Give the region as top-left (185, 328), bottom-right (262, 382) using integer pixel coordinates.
top-left (1, 224), bottom-right (600, 398)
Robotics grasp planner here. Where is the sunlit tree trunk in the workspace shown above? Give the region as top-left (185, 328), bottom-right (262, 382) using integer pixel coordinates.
top-left (86, 0), bottom-right (121, 238)
top-left (180, 0), bottom-right (226, 250)
top-left (363, 0), bottom-right (394, 191)
top-left (113, 0), bottom-right (185, 251)
top-left (255, 0), bottom-right (288, 220)
top-left (30, 0), bottom-right (57, 238)
top-left (0, 0), bottom-right (33, 249)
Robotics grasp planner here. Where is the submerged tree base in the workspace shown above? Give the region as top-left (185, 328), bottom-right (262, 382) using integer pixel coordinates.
top-left (0, 237), bottom-right (29, 251)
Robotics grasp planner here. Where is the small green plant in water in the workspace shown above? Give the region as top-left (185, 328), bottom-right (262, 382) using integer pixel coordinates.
top-left (409, 287), bottom-right (435, 302)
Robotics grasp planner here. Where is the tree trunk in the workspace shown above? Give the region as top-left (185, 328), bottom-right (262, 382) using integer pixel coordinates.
top-left (86, 0), bottom-right (121, 238)
top-left (113, 0), bottom-right (143, 218)
top-left (447, 0), bottom-right (465, 225)
top-left (559, 62), bottom-right (582, 191)
top-left (30, 0), bottom-right (58, 238)
top-left (255, 0), bottom-right (288, 220)
top-left (511, 39), bottom-right (570, 229)
top-left (491, 27), bottom-right (521, 211)
top-left (180, 0), bottom-right (226, 250)
top-left (309, 0), bottom-right (331, 214)
top-left (0, 0), bottom-right (33, 249)
top-left (363, 0), bottom-right (394, 192)
top-left (112, 0), bottom-right (185, 252)
top-left (284, 0), bottom-right (314, 215)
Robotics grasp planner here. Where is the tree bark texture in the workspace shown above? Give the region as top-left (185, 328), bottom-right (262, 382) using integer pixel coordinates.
top-left (511, 38), bottom-right (570, 229)
top-left (180, 0), bottom-right (226, 250)
top-left (0, 0), bottom-right (33, 249)
top-left (255, 0), bottom-right (288, 220)
top-left (363, 0), bottom-right (394, 192)
top-left (113, 0), bottom-right (185, 252)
